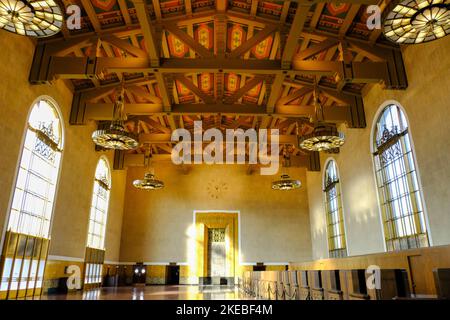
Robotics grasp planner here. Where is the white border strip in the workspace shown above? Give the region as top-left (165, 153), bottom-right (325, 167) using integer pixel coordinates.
top-left (48, 255), bottom-right (84, 262)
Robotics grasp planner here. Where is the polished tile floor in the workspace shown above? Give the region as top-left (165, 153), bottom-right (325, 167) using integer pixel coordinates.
top-left (42, 285), bottom-right (255, 300)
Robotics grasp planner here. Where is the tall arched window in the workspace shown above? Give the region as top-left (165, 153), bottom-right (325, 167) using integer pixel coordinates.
top-left (323, 160), bottom-right (347, 258)
top-left (84, 158), bottom-right (110, 287)
top-left (372, 103), bottom-right (429, 251)
top-left (87, 158), bottom-right (111, 250)
top-left (1, 98), bottom-right (63, 299)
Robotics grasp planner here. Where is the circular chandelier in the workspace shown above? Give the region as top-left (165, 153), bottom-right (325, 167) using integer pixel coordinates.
top-left (0, 0), bottom-right (63, 37)
top-left (92, 123), bottom-right (139, 150)
top-left (92, 85), bottom-right (139, 150)
top-left (272, 174), bottom-right (302, 190)
top-left (271, 146), bottom-right (301, 191)
top-left (298, 86), bottom-right (345, 152)
top-left (383, 0), bottom-right (450, 44)
top-left (298, 124), bottom-right (345, 152)
top-left (133, 173), bottom-right (164, 190)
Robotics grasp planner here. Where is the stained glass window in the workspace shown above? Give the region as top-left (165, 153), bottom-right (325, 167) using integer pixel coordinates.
top-left (86, 158), bottom-right (111, 250)
top-left (373, 103), bottom-right (429, 251)
top-left (7, 99), bottom-right (63, 238)
top-left (323, 160), bottom-right (347, 258)
top-left (1, 98), bottom-right (62, 299)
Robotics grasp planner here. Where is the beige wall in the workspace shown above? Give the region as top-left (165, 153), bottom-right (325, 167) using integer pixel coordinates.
top-left (0, 32), bottom-right (125, 262)
top-left (2, 29), bottom-right (449, 271)
top-left (308, 36), bottom-right (450, 260)
top-left (120, 163), bottom-right (312, 266)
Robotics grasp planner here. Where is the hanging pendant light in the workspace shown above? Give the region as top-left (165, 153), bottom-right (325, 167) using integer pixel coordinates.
top-left (92, 83), bottom-right (139, 150)
top-left (271, 174), bottom-right (302, 190)
top-left (133, 172), bottom-right (165, 190)
top-left (0, 0), bottom-right (63, 37)
top-left (272, 147), bottom-right (301, 190)
top-left (383, 0), bottom-right (449, 44)
top-left (298, 86), bottom-right (345, 152)
top-left (133, 148), bottom-right (165, 190)
top-left (298, 124), bottom-right (345, 152)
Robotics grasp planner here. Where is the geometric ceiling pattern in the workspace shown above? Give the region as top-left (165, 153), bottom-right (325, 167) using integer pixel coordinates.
top-left (34, 0), bottom-right (404, 160)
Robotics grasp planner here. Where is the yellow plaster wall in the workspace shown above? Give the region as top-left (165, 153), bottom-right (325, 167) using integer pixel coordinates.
top-left (0, 32), bottom-right (126, 263)
top-left (43, 259), bottom-right (84, 292)
top-left (307, 36), bottom-right (450, 259)
top-left (120, 163), bottom-right (312, 275)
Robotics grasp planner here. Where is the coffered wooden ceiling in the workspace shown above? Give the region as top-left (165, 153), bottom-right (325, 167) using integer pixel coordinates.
top-left (30, 0), bottom-right (408, 166)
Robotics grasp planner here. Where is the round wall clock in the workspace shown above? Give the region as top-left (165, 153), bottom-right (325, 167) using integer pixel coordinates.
top-left (207, 179), bottom-right (228, 199)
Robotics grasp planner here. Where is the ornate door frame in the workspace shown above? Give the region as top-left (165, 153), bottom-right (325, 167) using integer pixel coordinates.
top-left (193, 211), bottom-right (240, 281)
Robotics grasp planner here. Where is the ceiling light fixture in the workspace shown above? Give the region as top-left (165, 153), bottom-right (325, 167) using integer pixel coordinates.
top-left (298, 85), bottom-right (345, 152)
top-left (271, 174), bottom-right (302, 190)
top-left (133, 148), bottom-right (165, 190)
top-left (92, 83), bottom-right (139, 150)
top-left (272, 146), bottom-right (302, 190)
top-left (383, 0), bottom-right (449, 44)
top-left (0, 0), bottom-right (63, 37)
top-left (298, 124), bottom-right (345, 152)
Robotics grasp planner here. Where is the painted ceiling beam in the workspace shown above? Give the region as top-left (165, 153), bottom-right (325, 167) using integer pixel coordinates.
top-left (131, 0), bottom-right (160, 67)
top-left (100, 35), bottom-right (148, 58)
top-left (118, 0), bottom-right (132, 25)
top-left (123, 152), bottom-right (313, 167)
top-left (80, 0), bottom-right (102, 32)
top-left (82, 102), bottom-right (352, 123)
top-left (36, 55), bottom-right (394, 90)
top-left (264, 0), bottom-right (378, 4)
top-left (276, 87), bottom-right (314, 107)
top-left (281, 4), bottom-right (311, 69)
top-left (265, 73), bottom-right (286, 114)
top-left (137, 133), bottom-right (299, 145)
top-left (227, 24), bottom-right (279, 59)
top-left (162, 23), bottom-right (214, 58)
top-left (173, 75), bottom-right (216, 104)
top-left (223, 76), bottom-right (266, 104)
top-left (339, 5), bottom-right (362, 38)
top-left (293, 38), bottom-right (340, 61)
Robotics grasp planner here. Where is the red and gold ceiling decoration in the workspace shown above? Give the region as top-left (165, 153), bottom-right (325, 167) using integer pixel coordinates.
top-left (198, 73), bottom-right (214, 96)
top-left (92, 0), bottom-right (118, 12)
top-left (250, 30), bottom-right (274, 59)
top-left (167, 30), bottom-right (190, 58)
top-left (176, 78), bottom-right (196, 103)
top-left (194, 22), bottom-right (214, 50)
top-left (227, 23), bottom-right (247, 52)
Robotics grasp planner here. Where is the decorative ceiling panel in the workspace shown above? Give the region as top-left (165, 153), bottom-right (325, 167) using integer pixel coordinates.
top-left (249, 28), bottom-right (274, 59)
top-left (175, 77), bottom-right (196, 103)
top-left (257, 1), bottom-right (283, 19)
top-left (160, 0), bottom-right (186, 17)
top-left (192, 0), bottom-right (215, 12)
top-left (227, 22), bottom-right (247, 52)
top-left (317, 3), bottom-right (352, 33)
top-left (229, 0), bottom-right (251, 14)
top-left (347, 5), bottom-right (371, 39)
top-left (224, 73), bottom-right (241, 96)
top-left (198, 73), bottom-right (215, 96)
top-left (286, 3), bottom-right (315, 26)
top-left (242, 80), bottom-right (263, 104)
top-left (166, 28), bottom-right (190, 58)
top-left (194, 22), bottom-right (214, 51)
